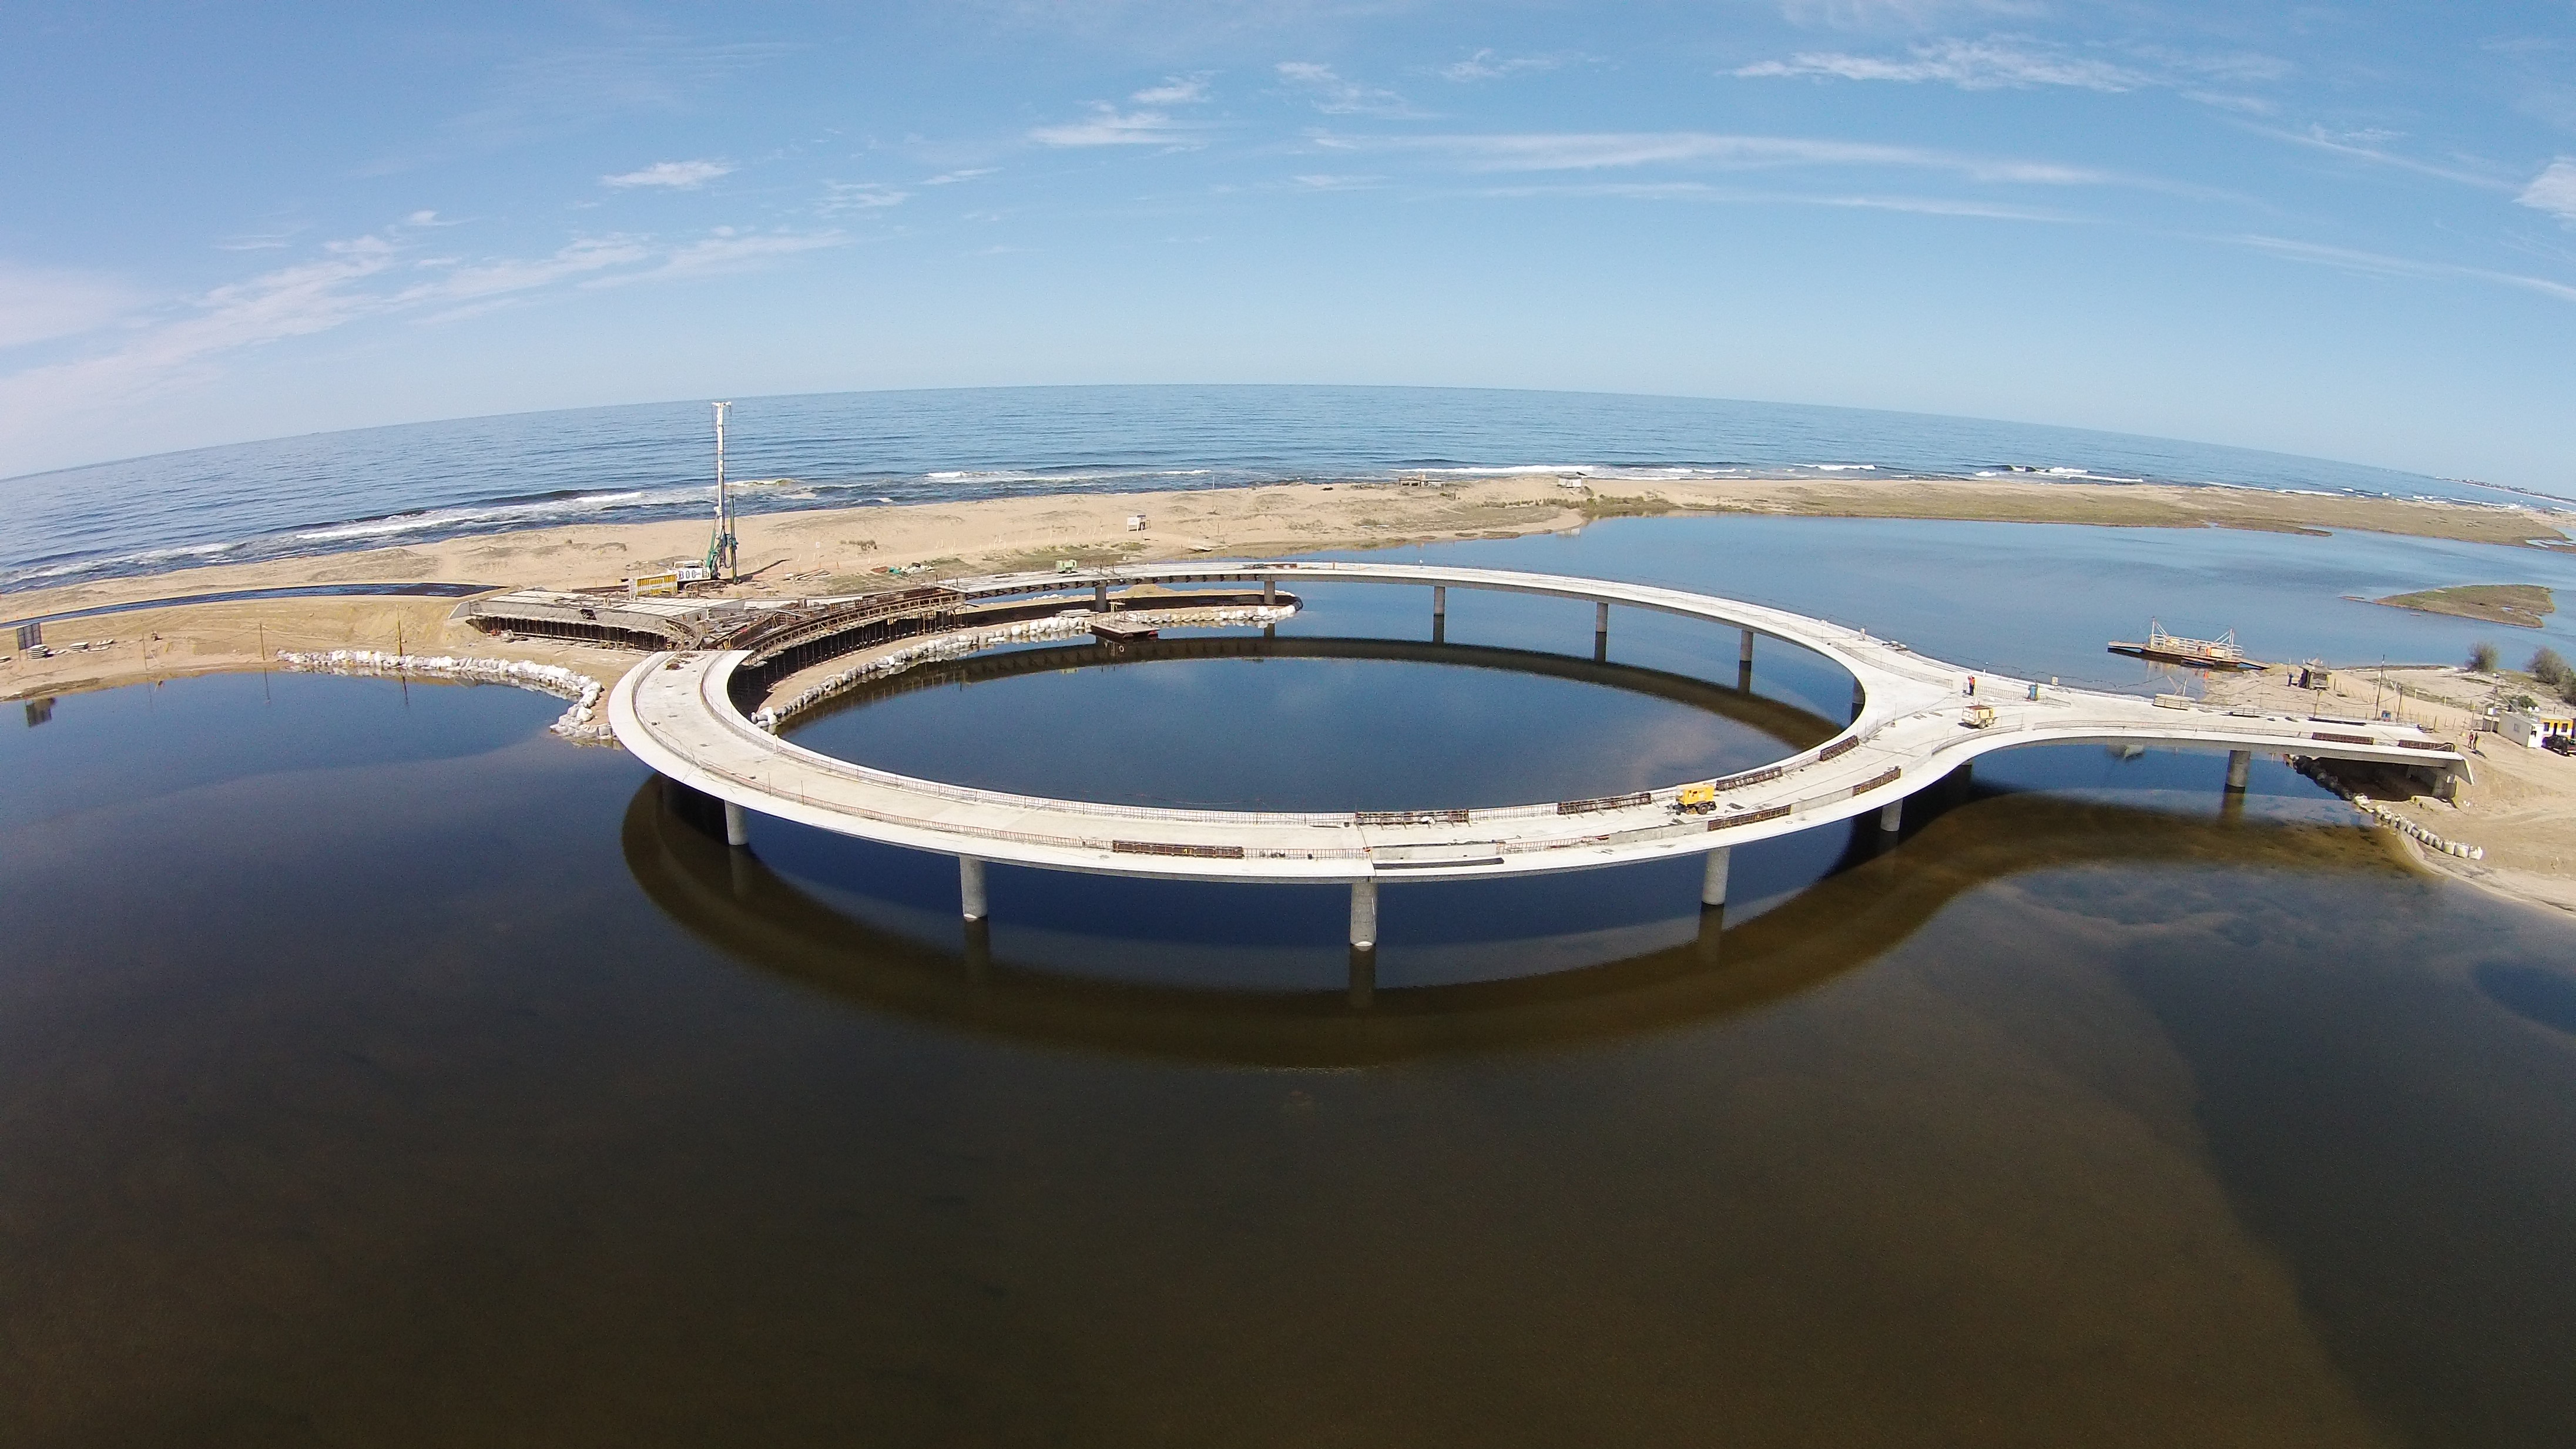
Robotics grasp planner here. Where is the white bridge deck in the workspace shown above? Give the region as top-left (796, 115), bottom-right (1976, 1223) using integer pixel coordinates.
top-left (610, 561), bottom-right (2464, 887)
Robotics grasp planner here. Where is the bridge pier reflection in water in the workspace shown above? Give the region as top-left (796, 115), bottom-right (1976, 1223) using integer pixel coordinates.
top-left (629, 769), bottom-right (2404, 1068)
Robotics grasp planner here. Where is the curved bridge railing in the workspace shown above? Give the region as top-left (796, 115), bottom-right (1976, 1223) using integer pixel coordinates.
top-left (609, 562), bottom-right (2467, 915)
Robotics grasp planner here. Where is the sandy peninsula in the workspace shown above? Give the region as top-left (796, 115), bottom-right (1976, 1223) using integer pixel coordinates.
top-left (5, 470), bottom-right (2573, 913)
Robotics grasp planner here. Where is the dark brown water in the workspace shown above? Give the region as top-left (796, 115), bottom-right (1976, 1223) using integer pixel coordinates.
top-left (6, 630), bottom-right (2576, 1444)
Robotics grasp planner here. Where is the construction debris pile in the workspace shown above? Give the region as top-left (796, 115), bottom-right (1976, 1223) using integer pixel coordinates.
top-left (276, 649), bottom-right (613, 744)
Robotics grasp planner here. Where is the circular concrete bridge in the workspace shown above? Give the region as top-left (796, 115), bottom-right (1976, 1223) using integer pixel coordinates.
top-left (609, 561), bottom-right (2467, 948)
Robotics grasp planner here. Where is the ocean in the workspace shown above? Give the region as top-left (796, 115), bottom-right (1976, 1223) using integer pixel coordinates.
top-left (2, 384), bottom-right (2555, 595)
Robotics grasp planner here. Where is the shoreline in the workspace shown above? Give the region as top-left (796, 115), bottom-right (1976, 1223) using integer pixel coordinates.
top-left (6, 469), bottom-right (2570, 706)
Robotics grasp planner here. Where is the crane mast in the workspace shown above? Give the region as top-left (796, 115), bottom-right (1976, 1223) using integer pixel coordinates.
top-left (705, 401), bottom-right (736, 582)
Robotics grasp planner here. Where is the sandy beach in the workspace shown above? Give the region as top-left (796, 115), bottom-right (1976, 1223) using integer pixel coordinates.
top-left (6, 471), bottom-right (2572, 913)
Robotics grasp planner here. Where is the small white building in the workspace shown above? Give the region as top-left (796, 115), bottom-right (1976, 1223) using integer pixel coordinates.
top-left (2498, 707), bottom-right (2575, 749)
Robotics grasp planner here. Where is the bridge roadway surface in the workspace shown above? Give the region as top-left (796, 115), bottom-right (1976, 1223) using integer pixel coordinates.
top-left (609, 561), bottom-right (2467, 886)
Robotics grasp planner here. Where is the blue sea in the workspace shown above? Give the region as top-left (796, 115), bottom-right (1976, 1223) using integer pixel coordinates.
top-left (2, 384), bottom-right (2560, 595)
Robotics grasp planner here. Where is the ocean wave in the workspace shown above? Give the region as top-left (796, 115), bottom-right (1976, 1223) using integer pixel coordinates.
top-left (291, 488), bottom-right (676, 544)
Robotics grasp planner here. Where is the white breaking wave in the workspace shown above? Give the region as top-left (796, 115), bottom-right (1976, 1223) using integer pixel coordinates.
top-left (292, 489), bottom-right (675, 544)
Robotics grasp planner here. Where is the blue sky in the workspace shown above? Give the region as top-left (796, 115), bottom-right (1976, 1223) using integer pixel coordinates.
top-left (3, 2), bottom-right (2571, 487)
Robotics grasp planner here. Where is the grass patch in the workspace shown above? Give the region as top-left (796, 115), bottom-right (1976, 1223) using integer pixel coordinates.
top-left (2373, 583), bottom-right (2555, 629)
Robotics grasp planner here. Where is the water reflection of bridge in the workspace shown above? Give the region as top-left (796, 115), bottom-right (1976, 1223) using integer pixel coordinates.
top-left (624, 778), bottom-right (2409, 1067)
top-left (611, 562), bottom-right (2467, 954)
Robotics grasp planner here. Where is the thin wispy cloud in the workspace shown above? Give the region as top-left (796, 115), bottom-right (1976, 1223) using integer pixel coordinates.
top-left (2515, 159), bottom-right (2576, 222)
top-left (1470, 180), bottom-right (2081, 223)
top-left (214, 228), bottom-right (303, 252)
top-left (0, 263), bottom-right (145, 350)
top-left (603, 159), bottom-right (735, 189)
top-left (1438, 49), bottom-right (1562, 83)
top-left (0, 221), bottom-right (840, 445)
top-left (1277, 61), bottom-right (1421, 118)
top-left (1360, 130), bottom-right (2112, 186)
top-left (1028, 105), bottom-right (1199, 146)
top-left (364, 38), bottom-right (791, 175)
top-left (819, 180), bottom-right (909, 212)
top-left (1131, 75), bottom-right (1211, 105)
top-left (1736, 38), bottom-right (2145, 91)
top-left (583, 229), bottom-right (848, 288)
top-left (2249, 126), bottom-right (2516, 190)
top-left (1777, 0), bottom-right (2045, 31)
top-left (924, 168), bottom-right (999, 185)
top-left (2235, 234), bottom-right (2576, 304)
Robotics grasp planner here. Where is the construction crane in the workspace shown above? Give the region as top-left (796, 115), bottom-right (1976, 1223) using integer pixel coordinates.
top-left (703, 401), bottom-right (737, 583)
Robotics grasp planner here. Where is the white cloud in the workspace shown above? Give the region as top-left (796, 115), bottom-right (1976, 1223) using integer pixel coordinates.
top-left (1439, 49), bottom-right (1561, 83)
top-left (602, 159), bottom-right (736, 189)
top-left (1028, 105), bottom-right (1196, 146)
top-left (1277, 61), bottom-right (1421, 118)
top-left (1131, 75), bottom-right (1211, 105)
top-left (1289, 173), bottom-right (1383, 190)
top-left (924, 168), bottom-right (999, 185)
top-left (1376, 130), bottom-right (2111, 186)
top-left (1737, 38), bottom-right (2145, 91)
top-left (0, 263), bottom-right (145, 350)
top-left (2518, 159), bottom-right (2576, 222)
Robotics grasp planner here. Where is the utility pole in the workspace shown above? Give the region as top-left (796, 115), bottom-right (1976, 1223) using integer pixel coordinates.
top-left (705, 401), bottom-right (736, 583)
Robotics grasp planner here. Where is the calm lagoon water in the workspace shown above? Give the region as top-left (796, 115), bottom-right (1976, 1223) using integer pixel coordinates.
top-left (7, 518), bottom-right (2576, 1445)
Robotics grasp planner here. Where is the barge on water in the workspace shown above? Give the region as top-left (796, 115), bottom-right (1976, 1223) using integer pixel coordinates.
top-left (2108, 620), bottom-right (2265, 672)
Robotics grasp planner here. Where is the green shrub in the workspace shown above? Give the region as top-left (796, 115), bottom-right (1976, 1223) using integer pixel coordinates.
top-left (2467, 640), bottom-right (2500, 672)
top-left (2533, 648), bottom-right (2570, 686)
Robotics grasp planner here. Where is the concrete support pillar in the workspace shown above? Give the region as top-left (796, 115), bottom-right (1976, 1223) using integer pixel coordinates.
top-left (1093, 582), bottom-right (1108, 610)
top-left (723, 800), bottom-right (749, 848)
top-left (1879, 799), bottom-right (1903, 834)
top-left (1263, 578), bottom-right (1276, 606)
top-left (959, 857), bottom-right (988, 922)
top-left (2225, 749), bottom-right (2252, 792)
top-left (1739, 628), bottom-right (1756, 667)
top-left (1701, 846), bottom-right (1731, 908)
top-left (1433, 585), bottom-right (1445, 619)
top-left (1349, 878), bottom-right (1378, 951)
top-left (1594, 601), bottom-right (1610, 662)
